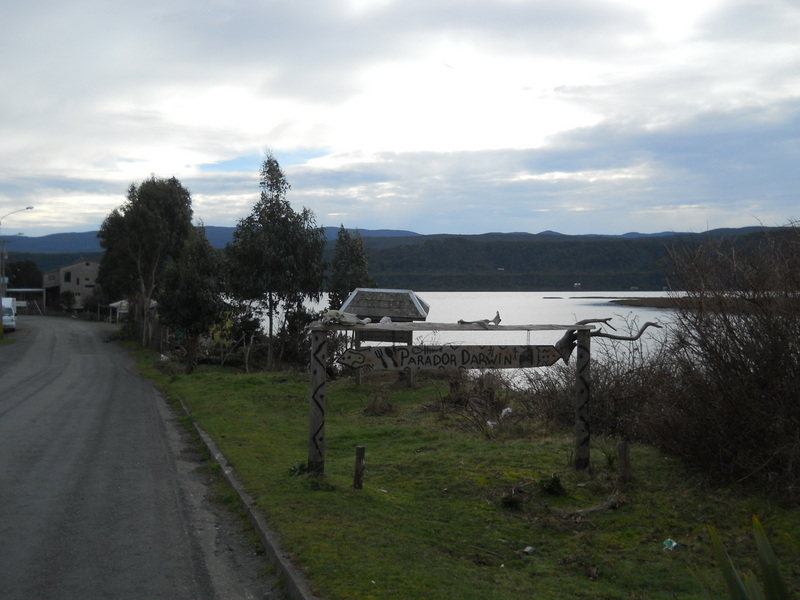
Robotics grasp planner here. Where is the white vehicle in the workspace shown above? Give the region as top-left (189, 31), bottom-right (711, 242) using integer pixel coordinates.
top-left (2, 297), bottom-right (16, 332)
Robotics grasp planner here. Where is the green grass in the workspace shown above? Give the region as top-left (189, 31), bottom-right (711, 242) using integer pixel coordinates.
top-left (133, 351), bottom-right (800, 600)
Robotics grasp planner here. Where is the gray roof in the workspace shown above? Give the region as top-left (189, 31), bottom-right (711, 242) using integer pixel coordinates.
top-left (339, 288), bottom-right (430, 321)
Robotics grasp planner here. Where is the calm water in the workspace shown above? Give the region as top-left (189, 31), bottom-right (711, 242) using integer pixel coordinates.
top-left (408, 290), bottom-right (675, 348)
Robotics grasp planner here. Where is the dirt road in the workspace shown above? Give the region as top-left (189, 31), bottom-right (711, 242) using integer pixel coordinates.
top-left (0, 316), bottom-right (278, 599)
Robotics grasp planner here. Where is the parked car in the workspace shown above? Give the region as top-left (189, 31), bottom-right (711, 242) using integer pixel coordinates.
top-left (2, 297), bottom-right (16, 332)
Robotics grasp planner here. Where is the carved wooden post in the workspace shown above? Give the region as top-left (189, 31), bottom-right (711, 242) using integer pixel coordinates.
top-left (574, 329), bottom-right (591, 470)
top-left (308, 328), bottom-right (328, 474)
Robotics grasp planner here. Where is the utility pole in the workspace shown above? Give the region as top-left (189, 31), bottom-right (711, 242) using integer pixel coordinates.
top-left (0, 206), bottom-right (34, 297)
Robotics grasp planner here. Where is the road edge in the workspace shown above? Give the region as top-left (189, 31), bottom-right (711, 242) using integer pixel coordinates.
top-left (177, 398), bottom-right (320, 600)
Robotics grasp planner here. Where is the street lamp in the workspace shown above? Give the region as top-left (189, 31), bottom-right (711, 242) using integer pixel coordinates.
top-left (1, 206), bottom-right (34, 297)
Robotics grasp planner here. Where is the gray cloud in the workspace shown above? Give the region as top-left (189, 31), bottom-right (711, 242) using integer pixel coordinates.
top-left (0, 0), bottom-right (798, 236)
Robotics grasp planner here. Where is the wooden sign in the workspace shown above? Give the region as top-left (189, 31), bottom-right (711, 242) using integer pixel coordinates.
top-left (356, 330), bottom-right (413, 344)
top-left (337, 344), bottom-right (562, 371)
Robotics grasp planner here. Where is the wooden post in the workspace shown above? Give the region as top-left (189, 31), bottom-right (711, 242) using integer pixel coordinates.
top-left (354, 445), bottom-right (366, 489)
top-left (574, 329), bottom-right (591, 470)
top-left (355, 330), bottom-right (362, 386)
top-left (308, 329), bottom-right (328, 474)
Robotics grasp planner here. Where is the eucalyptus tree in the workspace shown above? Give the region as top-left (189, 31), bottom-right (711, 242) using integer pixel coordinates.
top-left (327, 225), bottom-right (377, 309)
top-left (6, 260), bottom-right (41, 288)
top-left (224, 151), bottom-right (326, 368)
top-left (98, 176), bottom-right (193, 345)
top-left (158, 225), bottom-right (222, 374)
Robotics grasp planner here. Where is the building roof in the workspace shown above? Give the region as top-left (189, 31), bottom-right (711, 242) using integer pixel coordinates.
top-left (339, 288), bottom-right (430, 321)
top-left (43, 260), bottom-right (100, 277)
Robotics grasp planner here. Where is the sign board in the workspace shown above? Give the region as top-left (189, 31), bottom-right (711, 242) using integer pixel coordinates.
top-left (337, 344), bottom-right (562, 371)
top-left (356, 330), bottom-right (414, 345)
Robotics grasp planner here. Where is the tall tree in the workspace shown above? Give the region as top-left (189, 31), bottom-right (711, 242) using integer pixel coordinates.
top-left (158, 226), bottom-right (222, 374)
top-left (224, 151), bottom-right (326, 368)
top-left (98, 176), bottom-right (193, 345)
top-left (327, 225), bottom-right (377, 309)
top-left (6, 260), bottom-right (42, 288)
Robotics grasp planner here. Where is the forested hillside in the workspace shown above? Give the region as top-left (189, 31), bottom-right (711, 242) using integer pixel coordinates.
top-left (7, 226), bottom-right (773, 292)
top-left (360, 234), bottom-right (673, 291)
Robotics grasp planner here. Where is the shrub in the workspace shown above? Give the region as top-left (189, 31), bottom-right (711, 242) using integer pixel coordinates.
top-left (650, 224), bottom-right (800, 495)
top-left (513, 221), bottom-right (800, 499)
top-left (516, 316), bottom-right (672, 441)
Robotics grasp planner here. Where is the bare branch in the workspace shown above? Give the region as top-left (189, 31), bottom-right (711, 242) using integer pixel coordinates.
top-left (555, 318), bottom-right (659, 363)
top-left (591, 321), bottom-right (662, 341)
top-left (575, 317), bottom-right (616, 330)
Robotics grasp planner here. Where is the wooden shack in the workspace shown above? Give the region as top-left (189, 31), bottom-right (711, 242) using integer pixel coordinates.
top-left (339, 288), bottom-right (429, 344)
top-left (340, 288), bottom-right (429, 322)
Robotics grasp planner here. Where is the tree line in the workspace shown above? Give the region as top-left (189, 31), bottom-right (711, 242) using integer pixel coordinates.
top-left (94, 150), bottom-right (374, 373)
top-left (358, 235), bottom-right (676, 291)
top-left (7, 218), bottom-right (777, 296)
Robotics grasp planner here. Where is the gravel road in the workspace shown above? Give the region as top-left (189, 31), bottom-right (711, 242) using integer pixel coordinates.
top-left (0, 315), bottom-right (279, 599)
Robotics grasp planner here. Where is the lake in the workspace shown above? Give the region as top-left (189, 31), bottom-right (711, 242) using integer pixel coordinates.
top-left (406, 290), bottom-right (675, 348)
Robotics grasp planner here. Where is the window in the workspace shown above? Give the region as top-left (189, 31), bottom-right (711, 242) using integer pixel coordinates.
top-left (64, 271), bottom-right (71, 283)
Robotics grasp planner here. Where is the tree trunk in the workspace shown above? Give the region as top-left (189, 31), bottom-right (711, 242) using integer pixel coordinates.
top-left (266, 292), bottom-right (276, 370)
top-left (185, 334), bottom-right (198, 375)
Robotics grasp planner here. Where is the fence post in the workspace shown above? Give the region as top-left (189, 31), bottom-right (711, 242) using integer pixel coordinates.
top-left (354, 445), bottom-right (366, 489)
top-left (574, 329), bottom-right (591, 470)
top-left (355, 330), bottom-right (362, 386)
top-left (308, 329), bottom-right (328, 474)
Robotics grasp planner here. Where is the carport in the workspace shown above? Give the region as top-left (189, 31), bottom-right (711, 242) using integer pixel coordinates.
top-left (5, 288), bottom-right (46, 315)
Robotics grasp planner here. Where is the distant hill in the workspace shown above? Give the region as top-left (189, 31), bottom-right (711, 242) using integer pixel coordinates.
top-left (4, 225), bottom-right (779, 291)
top-left (2, 231), bottom-right (103, 254)
top-left (4, 225), bottom-right (766, 255)
top-left (2, 226), bottom-right (421, 254)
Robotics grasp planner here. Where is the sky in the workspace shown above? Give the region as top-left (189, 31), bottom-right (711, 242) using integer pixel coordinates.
top-left (1, 0), bottom-right (798, 238)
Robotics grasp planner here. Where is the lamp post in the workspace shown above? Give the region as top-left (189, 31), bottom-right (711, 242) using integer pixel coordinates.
top-left (0, 206), bottom-right (34, 297)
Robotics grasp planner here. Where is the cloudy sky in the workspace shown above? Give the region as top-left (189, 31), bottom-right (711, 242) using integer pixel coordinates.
top-left (1, 0), bottom-right (798, 237)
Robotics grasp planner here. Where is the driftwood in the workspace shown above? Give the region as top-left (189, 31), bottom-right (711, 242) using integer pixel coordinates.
top-left (457, 311), bottom-right (502, 329)
top-left (593, 321), bottom-right (662, 341)
top-left (555, 319), bottom-right (662, 363)
top-left (564, 494), bottom-right (626, 518)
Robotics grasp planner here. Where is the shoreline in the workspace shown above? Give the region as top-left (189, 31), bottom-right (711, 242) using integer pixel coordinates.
top-left (609, 297), bottom-right (693, 309)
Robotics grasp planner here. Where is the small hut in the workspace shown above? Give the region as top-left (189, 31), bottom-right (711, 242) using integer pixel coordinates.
top-left (340, 288), bottom-right (429, 343)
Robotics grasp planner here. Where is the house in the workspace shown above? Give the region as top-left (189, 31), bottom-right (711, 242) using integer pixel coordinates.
top-left (43, 260), bottom-right (100, 309)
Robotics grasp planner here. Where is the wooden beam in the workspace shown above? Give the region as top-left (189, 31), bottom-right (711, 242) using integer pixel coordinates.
top-left (311, 321), bottom-right (594, 333)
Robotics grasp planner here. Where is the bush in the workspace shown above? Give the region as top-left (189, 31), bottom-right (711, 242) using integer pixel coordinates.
top-left (516, 361), bottom-right (574, 429)
top-left (513, 222), bottom-right (800, 499)
top-left (516, 316), bottom-right (672, 440)
top-left (583, 317), bottom-right (672, 440)
top-left (650, 224), bottom-right (800, 495)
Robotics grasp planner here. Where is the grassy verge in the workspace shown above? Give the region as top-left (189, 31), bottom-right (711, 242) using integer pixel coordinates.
top-left (132, 349), bottom-right (799, 600)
